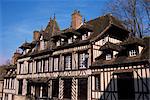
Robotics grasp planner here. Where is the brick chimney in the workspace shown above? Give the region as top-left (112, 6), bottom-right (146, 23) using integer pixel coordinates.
top-left (33, 31), bottom-right (40, 41)
top-left (11, 50), bottom-right (21, 65)
top-left (71, 10), bottom-right (82, 29)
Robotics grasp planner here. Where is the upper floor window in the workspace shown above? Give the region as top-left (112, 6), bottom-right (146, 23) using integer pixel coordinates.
top-left (19, 62), bottom-right (24, 74)
top-left (129, 50), bottom-right (137, 57)
top-left (43, 58), bottom-right (49, 72)
top-left (106, 54), bottom-right (112, 60)
top-left (64, 54), bottom-right (72, 70)
top-left (36, 60), bottom-right (42, 73)
top-left (79, 52), bottom-right (88, 69)
top-left (95, 75), bottom-right (100, 91)
top-left (28, 62), bottom-right (32, 74)
top-left (18, 79), bottom-right (23, 95)
top-left (53, 57), bottom-right (59, 71)
top-left (40, 41), bottom-right (45, 50)
top-left (11, 78), bottom-right (15, 89)
top-left (73, 35), bottom-right (77, 42)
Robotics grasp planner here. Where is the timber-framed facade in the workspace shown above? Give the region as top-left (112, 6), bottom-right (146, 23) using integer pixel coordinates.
top-left (1, 10), bottom-right (149, 100)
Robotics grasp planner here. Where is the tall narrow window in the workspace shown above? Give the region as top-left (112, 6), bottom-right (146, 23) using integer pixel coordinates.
top-left (43, 58), bottom-right (49, 72)
top-left (64, 54), bottom-right (72, 70)
top-left (19, 62), bottom-right (24, 74)
top-left (95, 75), bottom-right (100, 91)
top-left (79, 52), bottom-right (88, 69)
top-left (53, 57), bottom-right (59, 71)
top-left (18, 80), bottom-right (23, 95)
top-left (36, 60), bottom-right (42, 73)
top-left (28, 62), bottom-right (32, 74)
top-left (4, 94), bottom-right (8, 100)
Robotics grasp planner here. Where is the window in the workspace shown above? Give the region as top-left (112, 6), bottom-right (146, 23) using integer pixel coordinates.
top-left (129, 50), bottom-right (137, 56)
top-left (102, 38), bottom-right (106, 45)
top-left (11, 78), bottom-right (15, 89)
top-left (61, 38), bottom-right (65, 45)
top-left (82, 34), bottom-right (88, 40)
top-left (28, 62), bottom-right (32, 74)
top-left (64, 54), bottom-right (72, 70)
top-left (73, 35), bottom-right (77, 42)
top-left (106, 54), bottom-right (112, 60)
top-left (18, 80), bottom-right (23, 95)
top-left (5, 79), bottom-right (9, 89)
top-left (95, 75), bottom-right (100, 91)
top-left (53, 57), bottom-right (59, 71)
top-left (43, 59), bottom-right (49, 72)
top-left (56, 40), bottom-right (61, 46)
top-left (79, 52), bottom-right (88, 69)
top-left (19, 62), bottom-right (24, 74)
top-left (68, 37), bottom-right (73, 44)
top-left (4, 93), bottom-right (8, 100)
top-left (36, 60), bottom-right (42, 73)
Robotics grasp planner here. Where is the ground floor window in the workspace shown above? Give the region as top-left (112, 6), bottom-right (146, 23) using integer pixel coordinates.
top-left (64, 79), bottom-right (72, 99)
top-left (18, 79), bottom-right (23, 95)
top-left (52, 79), bottom-right (59, 98)
top-left (78, 78), bottom-right (87, 100)
top-left (4, 94), bottom-right (8, 100)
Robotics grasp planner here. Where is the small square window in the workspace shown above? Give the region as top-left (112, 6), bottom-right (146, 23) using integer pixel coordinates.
top-left (106, 54), bottom-right (112, 60)
top-left (129, 50), bottom-right (136, 56)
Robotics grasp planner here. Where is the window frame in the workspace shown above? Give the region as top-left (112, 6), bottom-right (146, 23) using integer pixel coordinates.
top-left (95, 75), bottom-right (100, 91)
top-left (78, 51), bottom-right (89, 69)
top-left (64, 54), bottom-right (72, 70)
top-left (53, 56), bottom-right (59, 71)
top-left (43, 58), bottom-right (49, 72)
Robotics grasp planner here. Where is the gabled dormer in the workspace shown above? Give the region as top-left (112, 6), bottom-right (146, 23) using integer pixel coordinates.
top-left (121, 36), bottom-right (145, 57)
top-left (99, 42), bottom-right (124, 60)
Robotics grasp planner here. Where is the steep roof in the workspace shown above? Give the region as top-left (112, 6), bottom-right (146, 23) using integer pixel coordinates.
top-left (87, 14), bottom-right (129, 41)
top-left (43, 17), bottom-right (60, 40)
top-left (121, 36), bottom-right (145, 46)
top-left (99, 42), bottom-right (124, 51)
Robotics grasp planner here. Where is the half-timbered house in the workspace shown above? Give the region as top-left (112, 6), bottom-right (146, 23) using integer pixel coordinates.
top-left (10, 10), bottom-right (150, 100)
top-left (90, 36), bottom-right (150, 100)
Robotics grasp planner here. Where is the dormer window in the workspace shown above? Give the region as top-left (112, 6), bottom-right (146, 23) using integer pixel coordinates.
top-left (88, 32), bottom-right (91, 36)
top-left (68, 37), bottom-right (73, 44)
top-left (102, 38), bottom-right (106, 45)
top-left (73, 35), bottom-right (77, 42)
top-left (82, 34), bottom-right (88, 40)
top-left (61, 38), bottom-right (64, 44)
top-left (56, 40), bottom-right (60, 46)
top-left (129, 50), bottom-right (137, 57)
top-left (106, 54), bottom-right (112, 60)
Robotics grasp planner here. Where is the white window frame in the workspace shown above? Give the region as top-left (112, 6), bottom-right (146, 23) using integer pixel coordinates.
top-left (129, 50), bottom-right (136, 56)
top-left (79, 52), bottom-right (88, 69)
top-left (64, 54), bottom-right (72, 70)
top-left (106, 54), bottom-right (112, 60)
top-left (53, 57), bottom-right (59, 71)
top-left (68, 37), bottom-right (73, 44)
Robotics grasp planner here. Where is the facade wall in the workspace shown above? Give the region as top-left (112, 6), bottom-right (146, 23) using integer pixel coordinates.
top-left (91, 64), bottom-right (150, 100)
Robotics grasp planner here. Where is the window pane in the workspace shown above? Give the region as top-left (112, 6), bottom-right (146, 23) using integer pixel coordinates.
top-left (79, 52), bottom-right (88, 69)
top-left (65, 55), bottom-right (71, 70)
top-left (54, 57), bottom-right (59, 71)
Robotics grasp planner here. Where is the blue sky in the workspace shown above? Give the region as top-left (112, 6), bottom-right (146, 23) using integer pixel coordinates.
top-left (0, 0), bottom-right (109, 65)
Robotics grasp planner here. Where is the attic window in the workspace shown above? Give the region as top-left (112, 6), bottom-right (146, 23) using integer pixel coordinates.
top-left (56, 40), bottom-right (60, 46)
top-left (68, 37), bottom-right (73, 44)
top-left (129, 50), bottom-right (137, 57)
top-left (106, 54), bottom-right (112, 60)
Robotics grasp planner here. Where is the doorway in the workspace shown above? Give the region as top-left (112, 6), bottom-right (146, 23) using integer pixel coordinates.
top-left (117, 72), bottom-right (135, 100)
